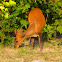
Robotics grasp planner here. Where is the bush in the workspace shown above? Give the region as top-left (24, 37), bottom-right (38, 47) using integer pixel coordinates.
top-left (0, 0), bottom-right (62, 45)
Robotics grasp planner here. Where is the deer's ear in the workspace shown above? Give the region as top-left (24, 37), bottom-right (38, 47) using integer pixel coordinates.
top-left (20, 33), bottom-right (25, 38)
top-left (19, 28), bottom-right (23, 33)
top-left (14, 29), bottom-right (17, 35)
top-left (22, 34), bottom-right (25, 38)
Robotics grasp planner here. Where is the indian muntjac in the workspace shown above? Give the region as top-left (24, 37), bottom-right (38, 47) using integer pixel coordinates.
top-left (14, 8), bottom-right (46, 51)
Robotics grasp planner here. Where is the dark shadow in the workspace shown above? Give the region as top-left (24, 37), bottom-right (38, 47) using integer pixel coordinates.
top-left (19, 44), bottom-right (25, 47)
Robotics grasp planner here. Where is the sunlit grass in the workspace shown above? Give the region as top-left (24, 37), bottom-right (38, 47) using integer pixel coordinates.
top-left (0, 39), bottom-right (62, 62)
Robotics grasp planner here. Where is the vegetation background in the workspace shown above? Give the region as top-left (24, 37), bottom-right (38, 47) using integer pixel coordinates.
top-left (0, 0), bottom-right (62, 46)
top-left (0, 0), bottom-right (62, 62)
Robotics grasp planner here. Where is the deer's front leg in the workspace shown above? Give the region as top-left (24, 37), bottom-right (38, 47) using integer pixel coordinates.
top-left (29, 37), bottom-right (34, 50)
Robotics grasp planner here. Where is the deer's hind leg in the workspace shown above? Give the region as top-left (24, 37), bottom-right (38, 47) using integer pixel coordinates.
top-left (38, 32), bottom-right (43, 51)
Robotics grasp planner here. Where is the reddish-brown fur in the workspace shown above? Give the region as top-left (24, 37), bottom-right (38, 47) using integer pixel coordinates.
top-left (14, 8), bottom-right (46, 51)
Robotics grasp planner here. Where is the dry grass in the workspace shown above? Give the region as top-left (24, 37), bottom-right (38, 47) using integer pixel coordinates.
top-left (0, 39), bottom-right (62, 62)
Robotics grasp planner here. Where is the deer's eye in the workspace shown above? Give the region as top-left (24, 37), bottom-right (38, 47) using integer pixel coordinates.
top-left (16, 41), bottom-right (18, 43)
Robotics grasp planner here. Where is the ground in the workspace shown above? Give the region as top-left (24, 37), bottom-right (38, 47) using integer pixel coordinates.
top-left (0, 39), bottom-right (62, 62)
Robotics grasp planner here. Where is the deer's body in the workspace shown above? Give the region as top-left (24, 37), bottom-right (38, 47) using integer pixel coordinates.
top-left (14, 8), bottom-right (46, 51)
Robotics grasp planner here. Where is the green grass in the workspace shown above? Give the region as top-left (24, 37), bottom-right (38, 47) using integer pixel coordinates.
top-left (0, 39), bottom-right (62, 62)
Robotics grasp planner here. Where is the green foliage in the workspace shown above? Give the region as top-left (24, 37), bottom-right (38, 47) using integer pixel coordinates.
top-left (0, 0), bottom-right (30, 45)
top-left (0, 0), bottom-right (62, 45)
top-left (57, 26), bottom-right (62, 34)
top-left (20, 19), bottom-right (29, 29)
top-left (42, 0), bottom-right (62, 39)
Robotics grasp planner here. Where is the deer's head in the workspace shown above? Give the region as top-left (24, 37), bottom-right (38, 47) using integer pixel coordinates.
top-left (14, 28), bottom-right (25, 48)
